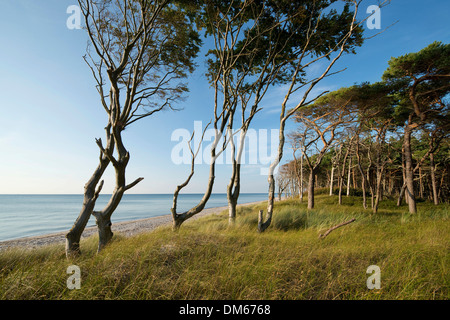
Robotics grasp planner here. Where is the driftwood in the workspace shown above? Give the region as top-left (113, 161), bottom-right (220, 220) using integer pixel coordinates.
top-left (319, 218), bottom-right (356, 239)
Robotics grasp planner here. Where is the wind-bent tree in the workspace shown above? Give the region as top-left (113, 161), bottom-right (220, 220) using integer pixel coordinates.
top-left (204, 0), bottom-right (279, 225)
top-left (171, 0), bottom-right (300, 227)
top-left (200, 0), bottom-right (307, 224)
top-left (425, 126), bottom-right (450, 205)
top-left (427, 130), bottom-right (450, 204)
top-left (336, 135), bottom-right (355, 205)
top-left (292, 87), bottom-right (357, 209)
top-left (397, 125), bottom-right (449, 205)
top-left (275, 43), bottom-right (448, 211)
top-left (66, 0), bottom-right (201, 256)
top-left (222, 0), bottom-right (348, 224)
top-left (382, 41), bottom-right (450, 214)
top-left (288, 132), bottom-right (305, 202)
top-left (275, 167), bottom-right (290, 200)
top-left (349, 81), bottom-right (398, 212)
top-left (258, 0), bottom-right (368, 232)
top-left (170, 0), bottom-right (255, 230)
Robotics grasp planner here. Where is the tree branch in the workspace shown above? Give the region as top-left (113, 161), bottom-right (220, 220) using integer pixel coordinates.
top-left (95, 137), bottom-right (118, 167)
top-left (124, 177), bottom-right (144, 191)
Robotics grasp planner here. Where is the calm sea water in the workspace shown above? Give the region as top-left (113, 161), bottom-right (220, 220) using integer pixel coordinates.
top-left (0, 193), bottom-right (267, 242)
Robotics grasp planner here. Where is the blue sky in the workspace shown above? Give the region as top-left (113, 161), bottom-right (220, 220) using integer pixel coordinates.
top-left (0, 0), bottom-right (449, 194)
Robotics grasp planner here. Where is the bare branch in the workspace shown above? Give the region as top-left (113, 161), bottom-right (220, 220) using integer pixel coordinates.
top-left (95, 137), bottom-right (118, 167)
top-left (319, 218), bottom-right (356, 239)
top-left (124, 177), bottom-right (144, 191)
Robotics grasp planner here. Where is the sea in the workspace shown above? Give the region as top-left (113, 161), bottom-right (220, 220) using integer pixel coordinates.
top-left (0, 193), bottom-right (267, 242)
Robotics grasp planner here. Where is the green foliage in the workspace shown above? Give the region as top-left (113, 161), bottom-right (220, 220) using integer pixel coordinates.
top-left (158, 5), bottom-right (202, 76)
top-left (202, 0), bottom-right (364, 86)
top-left (382, 41), bottom-right (450, 124)
top-left (80, 0), bottom-right (202, 114)
top-left (382, 41), bottom-right (450, 82)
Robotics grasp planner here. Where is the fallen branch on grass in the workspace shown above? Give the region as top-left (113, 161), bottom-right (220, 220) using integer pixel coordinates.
top-left (319, 218), bottom-right (356, 239)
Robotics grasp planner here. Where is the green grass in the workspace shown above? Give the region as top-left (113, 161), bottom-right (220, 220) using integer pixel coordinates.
top-left (0, 195), bottom-right (448, 300)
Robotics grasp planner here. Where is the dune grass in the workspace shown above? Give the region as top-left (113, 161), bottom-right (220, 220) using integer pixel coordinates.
top-left (0, 195), bottom-right (448, 300)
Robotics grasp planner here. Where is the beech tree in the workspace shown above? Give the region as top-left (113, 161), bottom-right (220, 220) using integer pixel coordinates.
top-left (206, 0), bottom-right (287, 225)
top-left (203, 0), bottom-right (312, 224)
top-left (66, 0), bottom-right (200, 256)
top-left (276, 166), bottom-right (291, 200)
top-left (171, 0), bottom-right (259, 230)
top-left (288, 132), bottom-right (305, 202)
top-left (257, 0), bottom-right (368, 232)
top-left (171, 0), bottom-right (309, 227)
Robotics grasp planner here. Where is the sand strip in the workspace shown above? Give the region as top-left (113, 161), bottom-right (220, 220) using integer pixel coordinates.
top-left (0, 200), bottom-right (265, 250)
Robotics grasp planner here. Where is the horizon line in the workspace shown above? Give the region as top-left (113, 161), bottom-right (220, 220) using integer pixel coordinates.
top-left (0, 192), bottom-right (269, 196)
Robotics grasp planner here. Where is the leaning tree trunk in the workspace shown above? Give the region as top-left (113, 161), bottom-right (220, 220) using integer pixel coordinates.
top-left (227, 164), bottom-right (240, 224)
top-left (419, 165), bottom-right (424, 199)
top-left (292, 144), bottom-right (304, 203)
top-left (367, 166), bottom-right (375, 209)
top-left (299, 151), bottom-right (304, 202)
top-left (93, 176), bottom-right (125, 252)
top-left (172, 128), bottom-right (220, 231)
top-left (307, 167), bottom-right (316, 209)
top-left (338, 146), bottom-right (350, 205)
top-left (360, 167), bottom-right (367, 209)
top-left (397, 183), bottom-right (406, 206)
top-left (93, 183), bottom-right (125, 252)
top-left (65, 124), bottom-right (114, 257)
top-left (172, 171), bottom-right (215, 231)
top-left (227, 128), bottom-right (245, 224)
top-left (258, 120), bottom-right (285, 233)
top-left (93, 129), bottom-right (143, 252)
top-left (258, 171), bottom-right (275, 232)
top-left (373, 165), bottom-right (384, 214)
top-left (437, 167), bottom-right (446, 202)
top-left (404, 126), bottom-right (417, 214)
top-left (397, 147), bottom-right (407, 207)
top-left (355, 141), bottom-right (367, 209)
top-left (373, 130), bottom-right (386, 214)
top-left (65, 163), bottom-right (108, 256)
top-left (346, 156), bottom-right (352, 196)
top-left (338, 172), bottom-right (344, 205)
top-left (430, 152), bottom-right (439, 205)
top-left (329, 165), bottom-right (335, 196)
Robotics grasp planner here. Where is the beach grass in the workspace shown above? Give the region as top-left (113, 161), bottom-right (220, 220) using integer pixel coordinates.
top-left (0, 194), bottom-right (448, 300)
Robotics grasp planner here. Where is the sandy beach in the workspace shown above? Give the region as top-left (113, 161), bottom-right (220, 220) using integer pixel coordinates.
top-left (0, 201), bottom-right (265, 251)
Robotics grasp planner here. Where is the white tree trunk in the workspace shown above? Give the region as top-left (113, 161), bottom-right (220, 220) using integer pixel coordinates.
top-left (329, 166), bottom-right (335, 196)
